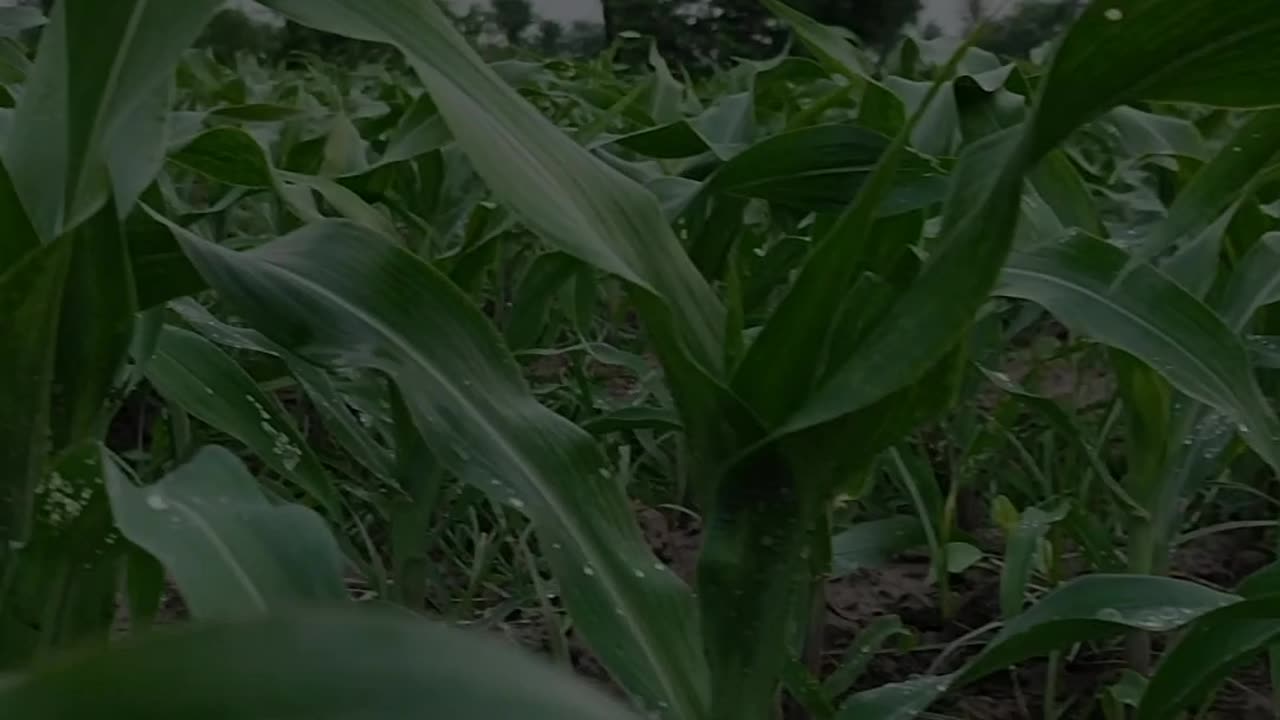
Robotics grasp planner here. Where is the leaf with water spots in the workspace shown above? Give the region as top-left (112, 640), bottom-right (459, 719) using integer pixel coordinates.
top-left (961, 574), bottom-right (1238, 682)
top-left (168, 218), bottom-right (708, 718)
top-left (144, 325), bottom-right (339, 515)
top-left (104, 446), bottom-right (347, 621)
top-left (1137, 595), bottom-right (1280, 720)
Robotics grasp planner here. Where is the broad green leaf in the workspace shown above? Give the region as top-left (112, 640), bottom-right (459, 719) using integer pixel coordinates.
top-left (0, 159), bottom-right (37, 268)
top-left (207, 103), bottom-right (305, 123)
top-left (167, 128), bottom-right (400, 240)
top-left (1027, 0), bottom-right (1280, 157)
top-left (144, 325), bottom-right (340, 514)
top-left (608, 91), bottom-right (756, 160)
top-left (107, 78), bottom-right (173, 216)
top-left (0, 443), bottom-right (119, 669)
top-left (0, 6), bottom-right (45, 37)
top-left (732, 126), bottom-right (926, 426)
top-left (169, 299), bottom-right (395, 482)
top-left (169, 127), bottom-right (277, 189)
top-left (1104, 106), bottom-right (1206, 162)
top-left (278, 171), bottom-right (400, 242)
top-left (0, 238), bottom-right (70, 545)
top-left (836, 675), bottom-right (955, 720)
top-left (260, 0), bottom-right (724, 373)
top-left (706, 124), bottom-right (946, 215)
top-left (105, 446), bottom-right (347, 620)
top-left (4, 0), bottom-right (221, 238)
top-left (1219, 232), bottom-right (1280, 331)
top-left (944, 542), bottom-right (983, 574)
top-left (1133, 109), bottom-right (1280, 268)
top-left (841, 576), bottom-right (1242, 719)
top-left (781, 0), bottom-right (1280, 440)
top-left (170, 219), bottom-right (708, 719)
top-left (506, 252), bottom-right (581, 350)
top-left (0, 610), bottom-right (639, 720)
top-left (761, 0), bottom-right (870, 80)
top-left (995, 234), bottom-right (1280, 470)
top-left (961, 575), bottom-right (1237, 682)
top-left (1136, 596), bottom-right (1280, 720)
top-left (50, 205), bottom-right (137, 449)
top-left (830, 517), bottom-right (925, 578)
top-left (778, 128), bottom-right (1028, 436)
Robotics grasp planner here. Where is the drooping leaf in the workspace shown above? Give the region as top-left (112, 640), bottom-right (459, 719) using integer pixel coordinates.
top-left (259, 0), bottom-right (724, 373)
top-left (995, 233), bottom-right (1280, 470)
top-left (169, 299), bottom-right (395, 482)
top-left (706, 124), bottom-right (946, 215)
top-left (169, 218), bottom-right (708, 719)
top-left (0, 610), bottom-right (639, 720)
top-left (1026, 0), bottom-right (1280, 157)
top-left (1133, 109), bottom-right (1280, 268)
top-left (144, 325), bottom-right (340, 514)
top-left (961, 574), bottom-right (1237, 682)
top-left (105, 446), bottom-right (347, 620)
top-left (830, 516), bottom-right (925, 579)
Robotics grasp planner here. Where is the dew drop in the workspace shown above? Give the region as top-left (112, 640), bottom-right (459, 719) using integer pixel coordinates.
top-left (145, 493), bottom-right (168, 510)
top-left (583, 565), bottom-right (596, 577)
top-left (633, 568), bottom-right (646, 578)
top-left (1095, 607), bottom-right (1124, 622)
top-left (508, 497), bottom-right (526, 510)
top-left (1103, 7), bottom-right (1123, 20)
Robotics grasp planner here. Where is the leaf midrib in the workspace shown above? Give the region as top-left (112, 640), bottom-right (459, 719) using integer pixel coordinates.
top-left (256, 251), bottom-right (695, 716)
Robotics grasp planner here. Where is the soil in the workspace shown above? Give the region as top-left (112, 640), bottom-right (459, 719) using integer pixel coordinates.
top-left (623, 506), bottom-right (1279, 720)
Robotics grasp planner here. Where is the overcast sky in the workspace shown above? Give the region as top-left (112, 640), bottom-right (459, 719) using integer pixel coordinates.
top-left (470, 0), bottom-right (986, 32)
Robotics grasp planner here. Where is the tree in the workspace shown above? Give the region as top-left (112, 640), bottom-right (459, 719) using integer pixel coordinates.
top-left (982, 0), bottom-right (1084, 57)
top-left (601, 0), bottom-right (921, 70)
top-left (492, 0), bottom-right (534, 46)
top-left (537, 19), bottom-right (564, 56)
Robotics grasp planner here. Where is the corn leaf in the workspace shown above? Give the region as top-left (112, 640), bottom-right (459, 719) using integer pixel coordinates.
top-left (0, 610), bottom-right (639, 720)
top-left (995, 234), bottom-right (1280, 470)
top-left (782, 0), bottom-right (1280, 439)
top-left (105, 446), bottom-right (347, 620)
top-left (1136, 596), bottom-right (1280, 720)
top-left (0, 238), bottom-right (70, 546)
top-left (258, 0), bottom-right (724, 372)
top-left (144, 325), bottom-right (340, 514)
top-left (4, 0), bottom-right (221, 238)
top-left (170, 219), bottom-right (709, 719)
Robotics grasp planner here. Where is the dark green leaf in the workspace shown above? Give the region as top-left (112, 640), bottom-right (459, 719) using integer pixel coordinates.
top-left (144, 325), bottom-right (340, 514)
top-left (105, 446), bottom-right (347, 620)
top-left (171, 218), bottom-right (708, 718)
top-left (0, 610), bottom-right (639, 720)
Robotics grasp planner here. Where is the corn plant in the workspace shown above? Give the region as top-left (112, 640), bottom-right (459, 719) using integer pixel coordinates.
top-left (4, 1), bottom-right (1280, 719)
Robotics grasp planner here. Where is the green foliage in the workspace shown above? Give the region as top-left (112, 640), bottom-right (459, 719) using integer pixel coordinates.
top-left (3, 1), bottom-right (1280, 719)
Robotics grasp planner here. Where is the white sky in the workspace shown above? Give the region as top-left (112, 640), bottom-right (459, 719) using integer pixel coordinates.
top-left (232, 0), bottom-right (1007, 34)
top-left (468, 0), bottom-right (1006, 31)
